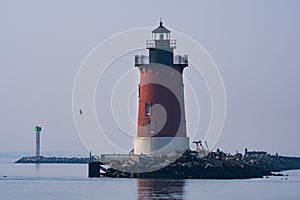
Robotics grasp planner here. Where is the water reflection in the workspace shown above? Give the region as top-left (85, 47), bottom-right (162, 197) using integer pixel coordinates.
top-left (137, 179), bottom-right (186, 200)
top-left (35, 163), bottom-right (40, 176)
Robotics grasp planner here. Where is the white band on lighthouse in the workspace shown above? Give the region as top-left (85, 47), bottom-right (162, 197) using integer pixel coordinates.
top-left (134, 137), bottom-right (190, 155)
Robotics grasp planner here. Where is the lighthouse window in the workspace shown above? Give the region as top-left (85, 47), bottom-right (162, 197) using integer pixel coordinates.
top-left (138, 84), bottom-right (140, 98)
top-left (145, 103), bottom-right (151, 116)
top-left (149, 121), bottom-right (155, 134)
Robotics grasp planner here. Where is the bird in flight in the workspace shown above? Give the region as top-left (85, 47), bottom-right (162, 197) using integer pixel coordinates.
top-left (79, 109), bottom-right (83, 115)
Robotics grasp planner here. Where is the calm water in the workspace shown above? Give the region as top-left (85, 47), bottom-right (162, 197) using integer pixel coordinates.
top-left (1, 158), bottom-right (300, 200)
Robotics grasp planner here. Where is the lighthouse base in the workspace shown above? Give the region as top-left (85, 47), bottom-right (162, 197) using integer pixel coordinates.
top-left (134, 137), bottom-right (189, 155)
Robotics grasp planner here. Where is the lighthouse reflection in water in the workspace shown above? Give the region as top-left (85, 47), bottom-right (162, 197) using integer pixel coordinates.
top-left (137, 179), bottom-right (185, 200)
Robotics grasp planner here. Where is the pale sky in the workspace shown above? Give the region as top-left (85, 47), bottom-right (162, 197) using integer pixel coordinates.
top-left (1, 0), bottom-right (300, 156)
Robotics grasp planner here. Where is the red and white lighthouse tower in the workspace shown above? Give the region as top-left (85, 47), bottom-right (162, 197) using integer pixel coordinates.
top-left (134, 22), bottom-right (189, 154)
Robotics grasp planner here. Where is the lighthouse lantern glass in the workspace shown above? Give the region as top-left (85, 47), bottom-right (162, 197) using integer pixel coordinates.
top-left (152, 33), bottom-right (170, 40)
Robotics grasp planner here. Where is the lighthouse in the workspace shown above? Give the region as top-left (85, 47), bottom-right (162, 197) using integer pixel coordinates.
top-left (134, 21), bottom-right (189, 154)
